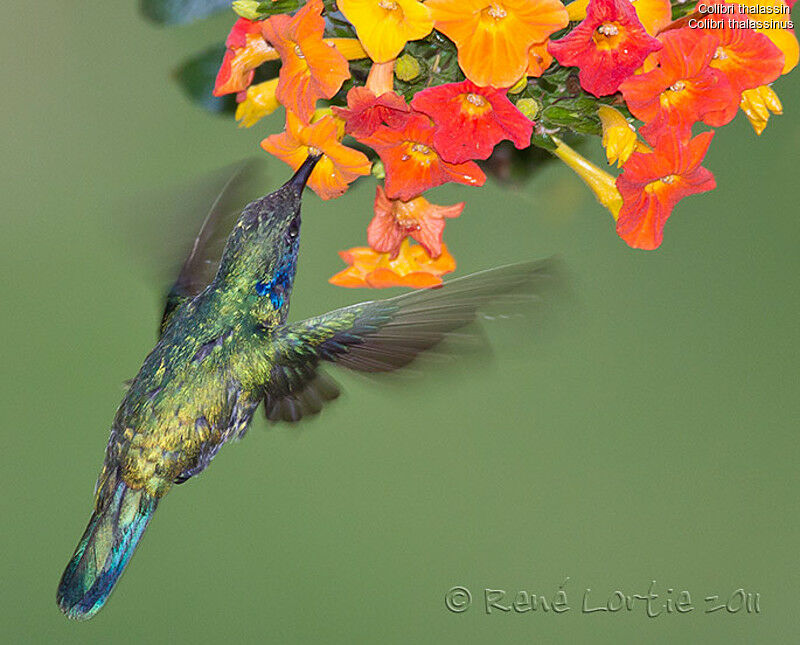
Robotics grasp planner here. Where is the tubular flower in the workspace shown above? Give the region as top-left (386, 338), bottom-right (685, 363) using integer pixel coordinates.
top-left (551, 138), bottom-right (623, 219)
top-left (360, 114), bottom-right (486, 201)
top-left (235, 78), bottom-right (280, 128)
top-left (740, 84), bottom-right (783, 135)
top-left (426, 0), bottom-right (569, 88)
top-left (367, 185), bottom-right (464, 257)
top-left (736, 0), bottom-right (798, 74)
top-left (261, 0), bottom-right (351, 122)
top-left (616, 131), bottom-right (716, 250)
top-left (337, 0), bottom-right (434, 63)
top-left (261, 111), bottom-right (371, 200)
top-left (329, 239), bottom-right (457, 288)
top-left (548, 0), bottom-right (663, 97)
top-left (619, 29), bottom-right (734, 142)
top-left (410, 80), bottom-right (534, 163)
top-left (527, 41), bottom-right (554, 76)
top-left (214, 18), bottom-right (279, 96)
top-left (598, 105), bottom-right (649, 167)
top-left (332, 87), bottom-right (412, 138)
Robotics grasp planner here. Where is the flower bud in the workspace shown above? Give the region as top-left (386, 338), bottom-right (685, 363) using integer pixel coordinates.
top-left (395, 54), bottom-right (421, 81)
top-left (508, 76), bottom-right (528, 95)
top-left (232, 0), bottom-right (262, 20)
top-left (371, 160), bottom-right (386, 180)
top-left (515, 98), bottom-right (540, 121)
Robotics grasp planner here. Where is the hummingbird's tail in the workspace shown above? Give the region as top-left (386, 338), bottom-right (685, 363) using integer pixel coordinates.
top-left (57, 474), bottom-right (158, 621)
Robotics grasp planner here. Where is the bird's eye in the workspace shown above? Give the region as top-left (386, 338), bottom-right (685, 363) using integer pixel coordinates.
top-left (287, 218), bottom-right (299, 239)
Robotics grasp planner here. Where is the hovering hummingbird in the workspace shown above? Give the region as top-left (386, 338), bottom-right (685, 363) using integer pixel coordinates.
top-left (57, 154), bottom-right (559, 620)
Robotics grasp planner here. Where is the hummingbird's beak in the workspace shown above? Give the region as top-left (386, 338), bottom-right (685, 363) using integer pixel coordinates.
top-left (286, 154), bottom-right (322, 195)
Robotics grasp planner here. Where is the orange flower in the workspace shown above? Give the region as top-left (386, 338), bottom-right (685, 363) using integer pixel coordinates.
top-left (360, 114), bottom-right (486, 200)
top-left (616, 131), bottom-right (716, 250)
top-left (261, 0), bottom-right (351, 122)
top-left (527, 41), bottom-right (554, 77)
top-left (338, 0), bottom-right (434, 63)
top-left (261, 111), bottom-right (371, 200)
top-left (694, 4), bottom-right (785, 125)
top-left (426, 0), bottom-right (569, 87)
top-left (330, 239), bottom-right (457, 288)
top-left (214, 18), bottom-right (279, 96)
top-left (736, 0), bottom-right (798, 73)
top-left (367, 185), bottom-right (464, 257)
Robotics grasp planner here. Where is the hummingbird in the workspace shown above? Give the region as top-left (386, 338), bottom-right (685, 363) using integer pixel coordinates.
top-left (57, 154), bottom-right (559, 620)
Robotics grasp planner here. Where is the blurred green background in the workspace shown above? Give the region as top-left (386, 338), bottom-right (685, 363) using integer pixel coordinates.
top-left (1, 3), bottom-right (798, 643)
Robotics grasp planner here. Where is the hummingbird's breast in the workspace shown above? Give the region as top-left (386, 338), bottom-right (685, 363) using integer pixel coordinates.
top-left (104, 322), bottom-right (262, 496)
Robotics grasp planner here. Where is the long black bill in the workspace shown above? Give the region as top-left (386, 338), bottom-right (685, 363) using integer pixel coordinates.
top-left (287, 154), bottom-right (322, 195)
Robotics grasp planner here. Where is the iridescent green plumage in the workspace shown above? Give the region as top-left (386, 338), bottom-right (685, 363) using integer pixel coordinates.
top-left (57, 155), bottom-right (560, 620)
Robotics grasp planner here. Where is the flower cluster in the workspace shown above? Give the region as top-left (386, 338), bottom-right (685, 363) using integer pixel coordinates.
top-left (213, 0), bottom-right (797, 285)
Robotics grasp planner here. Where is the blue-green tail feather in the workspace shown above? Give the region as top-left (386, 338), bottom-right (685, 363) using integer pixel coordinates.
top-left (57, 478), bottom-right (158, 620)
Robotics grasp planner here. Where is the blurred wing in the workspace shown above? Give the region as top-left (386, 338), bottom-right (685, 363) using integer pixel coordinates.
top-left (262, 259), bottom-right (561, 423)
top-left (159, 159), bottom-right (267, 334)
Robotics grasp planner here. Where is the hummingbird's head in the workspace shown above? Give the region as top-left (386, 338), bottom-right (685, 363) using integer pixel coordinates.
top-left (215, 154), bottom-right (321, 318)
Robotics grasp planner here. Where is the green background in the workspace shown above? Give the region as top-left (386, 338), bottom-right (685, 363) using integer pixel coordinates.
top-left (1, 3), bottom-right (798, 643)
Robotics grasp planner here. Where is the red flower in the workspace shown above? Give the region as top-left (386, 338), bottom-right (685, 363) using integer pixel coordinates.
top-left (695, 2), bottom-right (785, 124)
top-left (331, 87), bottom-right (412, 138)
top-left (360, 114), bottom-right (486, 201)
top-left (619, 29), bottom-right (734, 142)
top-left (410, 80), bottom-right (533, 163)
top-left (548, 0), bottom-right (662, 97)
top-left (367, 185), bottom-right (464, 257)
top-left (616, 131), bottom-right (716, 250)
top-left (260, 0), bottom-right (351, 122)
top-left (214, 18), bottom-right (277, 96)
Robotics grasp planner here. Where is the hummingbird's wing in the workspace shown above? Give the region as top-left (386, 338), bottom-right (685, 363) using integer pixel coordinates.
top-left (263, 259), bottom-right (561, 423)
top-left (159, 159), bottom-right (268, 335)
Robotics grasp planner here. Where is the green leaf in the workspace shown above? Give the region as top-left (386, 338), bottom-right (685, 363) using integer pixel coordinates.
top-left (531, 133), bottom-right (557, 152)
top-left (256, 0), bottom-right (302, 16)
top-left (140, 0), bottom-right (232, 25)
top-left (541, 106), bottom-right (582, 125)
top-left (173, 45), bottom-right (237, 114)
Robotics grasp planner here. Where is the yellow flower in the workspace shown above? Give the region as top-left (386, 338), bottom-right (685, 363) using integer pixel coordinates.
top-left (551, 137), bottom-right (622, 219)
top-left (235, 79), bottom-right (280, 128)
top-left (427, 0), bottom-right (569, 88)
top-left (565, 0), bottom-right (588, 20)
top-left (338, 0), bottom-right (434, 63)
top-left (740, 85), bottom-right (783, 136)
top-left (597, 106), bottom-right (649, 167)
top-left (736, 0), bottom-right (799, 74)
top-left (326, 38), bottom-right (369, 60)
